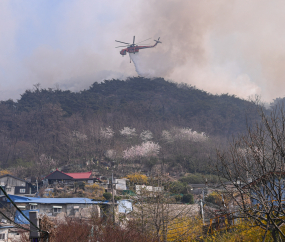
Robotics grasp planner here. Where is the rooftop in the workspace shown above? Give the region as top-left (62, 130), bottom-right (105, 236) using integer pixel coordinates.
top-left (44, 169), bottom-right (92, 180)
top-left (65, 171), bottom-right (92, 179)
top-left (7, 195), bottom-right (108, 204)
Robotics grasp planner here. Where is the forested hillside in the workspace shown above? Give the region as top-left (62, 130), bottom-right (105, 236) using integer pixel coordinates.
top-left (0, 77), bottom-right (259, 178)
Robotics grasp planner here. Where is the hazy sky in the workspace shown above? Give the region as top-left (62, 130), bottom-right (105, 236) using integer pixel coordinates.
top-left (1, 0), bottom-right (285, 102)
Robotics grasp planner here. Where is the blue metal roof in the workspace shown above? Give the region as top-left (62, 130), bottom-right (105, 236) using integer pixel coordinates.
top-left (0, 226), bottom-right (15, 229)
top-left (7, 195), bottom-right (108, 204)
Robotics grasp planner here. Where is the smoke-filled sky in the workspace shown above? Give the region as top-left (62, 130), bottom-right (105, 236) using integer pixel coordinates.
top-left (1, 0), bottom-right (285, 102)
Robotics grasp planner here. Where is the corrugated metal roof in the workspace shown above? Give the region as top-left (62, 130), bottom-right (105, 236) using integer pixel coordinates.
top-left (44, 169), bottom-right (92, 179)
top-left (8, 195), bottom-right (108, 204)
top-left (65, 172), bottom-right (92, 179)
top-left (0, 226), bottom-right (15, 229)
top-left (0, 174), bottom-right (31, 184)
top-left (44, 169), bottom-right (73, 179)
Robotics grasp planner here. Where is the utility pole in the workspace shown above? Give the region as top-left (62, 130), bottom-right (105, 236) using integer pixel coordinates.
top-left (200, 198), bottom-right (204, 225)
top-left (29, 211), bottom-right (40, 242)
top-left (111, 173), bottom-right (115, 224)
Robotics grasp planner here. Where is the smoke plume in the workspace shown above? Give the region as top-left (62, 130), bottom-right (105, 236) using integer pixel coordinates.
top-left (123, 0), bottom-right (285, 101)
top-left (1, 1), bottom-right (285, 102)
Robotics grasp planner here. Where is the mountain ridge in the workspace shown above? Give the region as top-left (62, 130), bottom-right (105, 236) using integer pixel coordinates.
top-left (3, 77), bottom-right (258, 136)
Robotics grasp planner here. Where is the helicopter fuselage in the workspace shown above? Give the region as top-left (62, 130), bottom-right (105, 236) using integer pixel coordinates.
top-left (120, 42), bottom-right (159, 56)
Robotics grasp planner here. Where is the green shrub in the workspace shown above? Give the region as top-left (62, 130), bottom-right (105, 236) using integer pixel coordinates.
top-left (175, 194), bottom-right (182, 202)
top-left (182, 194), bottom-right (194, 204)
top-left (204, 194), bottom-right (216, 204)
top-left (169, 181), bottom-right (188, 194)
top-left (103, 192), bottom-right (112, 200)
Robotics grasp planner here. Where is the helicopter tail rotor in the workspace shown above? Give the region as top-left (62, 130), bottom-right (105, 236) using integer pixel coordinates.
top-left (154, 37), bottom-right (162, 44)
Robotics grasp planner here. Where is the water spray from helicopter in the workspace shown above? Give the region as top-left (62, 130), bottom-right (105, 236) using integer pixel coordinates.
top-left (129, 53), bottom-right (143, 76)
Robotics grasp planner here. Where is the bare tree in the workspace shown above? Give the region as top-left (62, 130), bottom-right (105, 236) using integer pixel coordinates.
top-left (216, 104), bottom-right (285, 242)
top-left (130, 175), bottom-right (198, 242)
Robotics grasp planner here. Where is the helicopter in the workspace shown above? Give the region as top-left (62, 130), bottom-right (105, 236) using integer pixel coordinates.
top-left (115, 36), bottom-right (161, 62)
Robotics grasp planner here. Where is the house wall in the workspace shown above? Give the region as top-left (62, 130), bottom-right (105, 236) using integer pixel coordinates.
top-left (0, 228), bottom-right (8, 241)
top-left (0, 176), bottom-right (31, 195)
top-left (25, 203), bottom-right (100, 217)
top-left (115, 179), bottom-right (127, 190)
top-left (8, 230), bottom-right (22, 242)
top-left (47, 178), bottom-right (99, 185)
top-left (136, 185), bottom-right (164, 195)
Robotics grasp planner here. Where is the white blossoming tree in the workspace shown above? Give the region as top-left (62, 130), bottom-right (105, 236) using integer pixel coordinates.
top-left (174, 128), bottom-right (207, 142)
top-left (123, 141), bottom-right (161, 160)
top-left (120, 127), bottom-right (137, 138)
top-left (161, 130), bottom-right (173, 142)
top-left (105, 149), bottom-right (117, 160)
top-left (140, 130), bottom-right (153, 141)
top-left (100, 126), bottom-right (114, 139)
top-left (162, 127), bottom-right (207, 142)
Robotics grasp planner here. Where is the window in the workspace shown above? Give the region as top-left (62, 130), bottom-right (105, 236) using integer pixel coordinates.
top-left (30, 205), bottom-right (37, 210)
top-left (74, 206), bottom-right (79, 211)
top-left (0, 234), bottom-right (5, 239)
top-left (53, 208), bottom-right (61, 213)
top-left (53, 206), bottom-right (62, 213)
top-left (6, 188), bottom-right (11, 192)
top-left (19, 189), bottom-right (25, 193)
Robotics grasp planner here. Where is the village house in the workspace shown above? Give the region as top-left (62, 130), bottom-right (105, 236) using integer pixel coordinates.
top-left (4, 195), bottom-right (112, 223)
top-left (241, 172), bottom-right (285, 206)
top-left (0, 224), bottom-right (24, 242)
top-left (43, 169), bottom-right (100, 185)
top-left (135, 185), bottom-right (164, 195)
top-left (99, 178), bottom-right (127, 194)
top-left (114, 179), bottom-right (127, 191)
top-left (0, 225), bottom-right (12, 241)
top-left (0, 174), bottom-right (35, 196)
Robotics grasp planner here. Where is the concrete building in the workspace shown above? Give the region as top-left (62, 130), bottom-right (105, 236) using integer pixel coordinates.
top-left (0, 174), bottom-right (35, 196)
top-left (118, 200), bottom-right (132, 214)
top-left (6, 195), bottom-right (107, 221)
top-left (0, 226), bottom-right (10, 241)
top-left (135, 185), bottom-right (164, 195)
top-left (114, 179), bottom-right (127, 191)
top-left (0, 225), bottom-right (22, 242)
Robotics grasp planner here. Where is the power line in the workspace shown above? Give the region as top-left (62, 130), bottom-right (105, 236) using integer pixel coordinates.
top-left (0, 209), bottom-right (31, 232)
top-left (0, 186), bottom-right (48, 237)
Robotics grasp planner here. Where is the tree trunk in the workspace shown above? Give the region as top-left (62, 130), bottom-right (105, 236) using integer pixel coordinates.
top-left (271, 228), bottom-right (282, 242)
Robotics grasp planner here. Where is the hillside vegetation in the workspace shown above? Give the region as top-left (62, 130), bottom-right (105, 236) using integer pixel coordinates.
top-left (0, 77), bottom-right (259, 178)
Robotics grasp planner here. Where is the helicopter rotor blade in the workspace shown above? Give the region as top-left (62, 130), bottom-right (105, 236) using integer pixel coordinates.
top-left (136, 38), bottom-right (152, 44)
top-left (115, 40), bottom-right (131, 45)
